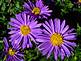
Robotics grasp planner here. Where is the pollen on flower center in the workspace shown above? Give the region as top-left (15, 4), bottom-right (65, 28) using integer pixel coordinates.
top-left (79, 0), bottom-right (81, 3)
top-left (8, 48), bottom-right (15, 56)
top-left (32, 7), bottom-right (40, 15)
top-left (50, 33), bottom-right (63, 46)
top-left (20, 25), bottom-right (31, 36)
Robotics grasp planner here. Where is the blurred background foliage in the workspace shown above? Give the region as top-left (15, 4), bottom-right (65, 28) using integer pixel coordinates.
top-left (0, 0), bottom-right (81, 61)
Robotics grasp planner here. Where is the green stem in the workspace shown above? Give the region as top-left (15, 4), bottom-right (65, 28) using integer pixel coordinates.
top-left (0, 41), bottom-right (3, 43)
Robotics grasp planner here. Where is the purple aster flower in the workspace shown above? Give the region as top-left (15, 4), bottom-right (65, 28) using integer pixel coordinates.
top-left (9, 12), bottom-right (42, 49)
top-left (36, 18), bottom-right (76, 60)
top-left (3, 37), bottom-right (24, 61)
top-left (23, 0), bottom-right (52, 18)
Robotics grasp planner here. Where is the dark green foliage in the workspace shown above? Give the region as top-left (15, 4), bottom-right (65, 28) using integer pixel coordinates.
top-left (0, 0), bottom-right (81, 61)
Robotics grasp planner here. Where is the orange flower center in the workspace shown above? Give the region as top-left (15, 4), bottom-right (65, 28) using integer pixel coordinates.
top-left (32, 7), bottom-right (40, 15)
top-left (50, 33), bottom-right (63, 46)
top-left (20, 25), bottom-right (31, 36)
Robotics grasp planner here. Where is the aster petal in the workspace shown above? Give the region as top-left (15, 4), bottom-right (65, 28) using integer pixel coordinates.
top-left (22, 36), bottom-right (27, 49)
top-left (49, 19), bottom-right (55, 33)
top-left (38, 42), bottom-right (50, 50)
top-left (9, 22), bottom-right (20, 28)
top-left (45, 21), bottom-right (51, 30)
top-left (8, 27), bottom-right (18, 30)
top-left (64, 40), bottom-right (76, 47)
top-left (63, 33), bottom-right (76, 37)
top-left (12, 36), bottom-right (23, 50)
top-left (10, 32), bottom-right (20, 38)
top-left (60, 20), bottom-right (65, 32)
top-left (26, 15), bottom-right (30, 24)
top-left (26, 36), bottom-right (31, 48)
top-left (64, 43), bottom-right (74, 51)
top-left (23, 2), bottom-right (32, 11)
top-left (28, 34), bottom-right (37, 44)
top-left (3, 37), bottom-right (9, 48)
top-left (54, 18), bottom-right (60, 33)
top-left (64, 34), bottom-right (76, 40)
top-left (8, 30), bottom-right (20, 34)
top-left (10, 18), bottom-right (22, 26)
top-left (31, 28), bottom-right (42, 34)
top-left (43, 29), bottom-right (51, 36)
top-left (6, 56), bottom-right (13, 61)
top-left (62, 44), bottom-right (70, 57)
top-left (10, 33), bottom-right (21, 42)
top-left (16, 52), bottom-right (24, 57)
top-left (13, 43), bottom-right (20, 50)
top-left (42, 44), bottom-right (52, 55)
top-left (60, 48), bottom-right (65, 60)
top-left (31, 24), bottom-right (41, 29)
top-left (43, 23), bottom-right (52, 34)
top-left (28, 1), bottom-right (35, 9)
top-left (44, 21), bottom-right (53, 33)
top-left (29, 40), bottom-right (32, 48)
top-left (14, 55), bottom-right (22, 61)
top-left (54, 46), bottom-right (58, 61)
top-left (16, 13), bottom-right (24, 24)
top-left (47, 46), bottom-right (54, 58)
top-left (36, 38), bottom-right (49, 42)
top-left (28, 20), bottom-right (37, 27)
top-left (36, 33), bottom-right (50, 39)
top-left (21, 12), bottom-right (27, 25)
top-left (61, 25), bottom-right (69, 34)
top-left (40, 6), bottom-right (52, 16)
top-left (3, 37), bottom-right (9, 52)
top-left (65, 28), bottom-right (75, 34)
top-left (36, 0), bottom-right (44, 8)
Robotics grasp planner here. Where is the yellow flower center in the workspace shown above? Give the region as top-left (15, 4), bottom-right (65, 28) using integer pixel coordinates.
top-left (8, 48), bottom-right (15, 56)
top-left (32, 7), bottom-right (40, 15)
top-left (20, 25), bottom-right (31, 36)
top-left (50, 33), bottom-right (63, 46)
top-left (79, 0), bottom-right (81, 3)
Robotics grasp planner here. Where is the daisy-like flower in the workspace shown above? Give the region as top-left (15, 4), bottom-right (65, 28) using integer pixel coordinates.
top-left (23, 0), bottom-right (52, 18)
top-left (3, 37), bottom-right (24, 61)
top-left (37, 18), bottom-right (76, 60)
top-left (9, 12), bottom-right (42, 49)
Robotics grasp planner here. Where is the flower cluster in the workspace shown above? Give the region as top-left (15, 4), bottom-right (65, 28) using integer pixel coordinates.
top-left (2, 0), bottom-right (76, 61)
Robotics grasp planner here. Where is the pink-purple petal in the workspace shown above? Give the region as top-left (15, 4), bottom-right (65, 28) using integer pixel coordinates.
top-left (10, 18), bottom-right (22, 26)
top-left (47, 46), bottom-right (54, 58)
top-left (36, 0), bottom-right (44, 8)
top-left (61, 25), bottom-right (69, 34)
top-left (16, 13), bottom-right (24, 25)
top-left (60, 48), bottom-right (65, 60)
top-left (38, 42), bottom-right (50, 50)
top-left (62, 44), bottom-right (70, 57)
top-left (49, 19), bottom-right (55, 33)
top-left (60, 20), bottom-right (65, 32)
top-left (54, 46), bottom-right (59, 61)
top-left (43, 23), bottom-right (52, 34)
top-left (22, 36), bottom-right (27, 49)
top-left (42, 44), bottom-right (52, 55)
top-left (23, 2), bottom-right (32, 11)
top-left (9, 22), bottom-right (20, 28)
top-left (54, 18), bottom-right (60, 33)
top-left (64, 35), bottom-right (76, 40)
top-left (64, 40), bottom-right (76, 47)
